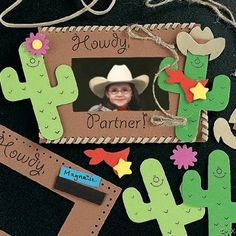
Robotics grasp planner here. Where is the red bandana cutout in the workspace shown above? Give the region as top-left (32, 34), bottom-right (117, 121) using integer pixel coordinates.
top-left (165, 68), bottom-right (208, 102)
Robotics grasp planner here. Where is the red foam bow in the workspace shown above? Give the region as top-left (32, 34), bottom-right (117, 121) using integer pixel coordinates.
top-left (84, 148), bottom-right (130, 168)
top-left (165, 68), bottom-right (208, 102)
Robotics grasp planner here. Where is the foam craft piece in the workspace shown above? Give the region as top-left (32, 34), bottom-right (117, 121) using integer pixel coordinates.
top-left (0, 124), bottom-right (121, 236)
top-left (176, 27), bottom-right (225, 61)
top-left (170, 145), bottom-right (197, 170)
top-left (159, 56), bottom-right (230, 142)
top-left (190, 82), bottom-right (209, 100)
top-left (84, 147), bottom-right (130, 167)
top-left (158, 27), bottom-right (230, 142)
top-left (181, 150), bottom-right (236, 236)
top-left (229, 108), bottom-right (236, 130)
top-left (25, 33), bottom-right (49, 55)
top-left (165, 68), bottom-right (208, 103)
top-left (123, 158), bottom-right (205, 236)
top-left (59, 166), bottom-right (102, 187)
top-left (0, 42), bottom-right (79, 141)
top-left (84, 147), bottom-right (132, 178)
top-left (0, 231), bottom-right (10, 236)
top-left (214, 118), bottom-right (236, 149)
top-left (113, 158), bottom-right (132, 178)
top-left (229, 108), bottom-right (236, 122)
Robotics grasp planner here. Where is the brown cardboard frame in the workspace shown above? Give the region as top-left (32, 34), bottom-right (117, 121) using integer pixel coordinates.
top-left (0, 125), bottom-right (121, 235)
top-left (38, 23), bottom-right (208, 144)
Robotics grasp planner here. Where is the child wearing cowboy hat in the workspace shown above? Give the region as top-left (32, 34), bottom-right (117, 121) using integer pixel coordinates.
top-left (89, 64), bottom-right (149, 111)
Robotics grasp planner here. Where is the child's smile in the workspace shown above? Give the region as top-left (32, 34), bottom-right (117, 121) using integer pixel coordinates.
top-left (106, 83), bottom-right (132, 108)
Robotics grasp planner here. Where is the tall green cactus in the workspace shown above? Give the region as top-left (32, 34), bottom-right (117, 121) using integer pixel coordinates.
top-left (0, 43), bottom-right (79, 140)
top-left (158, 53), bottom-right (230, 142)
top-left (123, 158), bottom-right (205, 236)
top-left (181, 150), bottom-right (236, 236)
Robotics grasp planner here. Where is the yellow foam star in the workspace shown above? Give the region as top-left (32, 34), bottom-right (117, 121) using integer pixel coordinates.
top-left (190, 82), bottom-right (209, 100)
top-left (113, 159), bottom-right (132, 178)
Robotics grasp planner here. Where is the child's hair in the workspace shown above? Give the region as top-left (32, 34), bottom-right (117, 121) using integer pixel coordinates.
top-left (101, 83), bottom-right (142, 110)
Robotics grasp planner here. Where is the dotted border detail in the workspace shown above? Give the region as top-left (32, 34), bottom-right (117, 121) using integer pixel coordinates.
top-left (2, 130), bottom-right (119, 235)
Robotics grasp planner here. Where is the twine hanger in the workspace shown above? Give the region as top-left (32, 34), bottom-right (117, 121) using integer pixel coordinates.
top-left (0, 0), bottom-right (116, 28)
top-left (128, 24), bottom-right (187, 127)
top-left (145, 0), bottom-right (236, 29)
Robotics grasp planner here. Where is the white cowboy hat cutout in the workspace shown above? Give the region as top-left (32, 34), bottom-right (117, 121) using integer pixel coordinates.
top-left (176, 26), bottom-right (225, 61)
top-left (89, 64), bottom-right (149, 98)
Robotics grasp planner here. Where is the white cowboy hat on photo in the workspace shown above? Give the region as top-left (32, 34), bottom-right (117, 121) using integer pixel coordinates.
top-left (89, 64), bottom-right (149, 98)
top-left (176, 26), bottom-right (225, 61)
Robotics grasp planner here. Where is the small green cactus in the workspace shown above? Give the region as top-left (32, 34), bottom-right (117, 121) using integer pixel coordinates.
top-left (0, 43), bottom-right (79, 140)
top-left (158, 53), bottom-right (230, 142)
top-left (123, 158), bottom-right (205, 236)
top-left (181, 150), bottom-right (236, 236)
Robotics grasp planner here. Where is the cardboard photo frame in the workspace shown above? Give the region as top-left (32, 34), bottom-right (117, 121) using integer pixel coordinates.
top-left (38, 23), bottom-right (208, 144)
top-left (0, 125), bottom-right (121, 235)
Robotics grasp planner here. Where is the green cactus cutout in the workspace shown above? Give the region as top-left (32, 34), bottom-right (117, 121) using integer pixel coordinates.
top-left (157, 52), bottom-right (230, 142)
top-left (123, 158), bottom-right (205, 236)
top-left (181, 150), bottom-right (236, 236)
top-left (0, 43), bottom-right (79, 140)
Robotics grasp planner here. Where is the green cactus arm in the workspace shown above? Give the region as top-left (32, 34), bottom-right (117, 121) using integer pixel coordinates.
top-left (52, 65), bottom-right (79, 105)
top-left (0, 67), bottom-right (29, 101)
top-left (175, 96), bottom-right (201, 142)
top-left (175, 120), bottom-right (200, 142)
top-left (178, 203), bottom-right (206, 224)
top-left (157, 203), bottom-right (205, 236)
top-left (209, 217), bottom-right (226, 236)
top-left (158, 57), bottom-right (181, 93)
top-left (123, 159), bottom-right (206, 236)
top-left (200, 75), bottom-right (230, 111)
top-left (140, 158), bottom-right (174, 203)
top-left (159, 225), bottom-right (188, 236)
top-left (229, 203), bottom-right (236, 220)
top-left (208, 150), bottom-right (231, 198)
top-left (123, 187), bottom-right (156, 223)
top-left (181, 170), bottom-right (208, 207)
top-left (34, 106), bottom-right (63, 141)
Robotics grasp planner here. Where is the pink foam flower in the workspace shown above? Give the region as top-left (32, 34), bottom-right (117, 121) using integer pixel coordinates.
top-left (170, 145), bottom-right (197, 170)
top-left (25, 33), bottom-right (49, 55)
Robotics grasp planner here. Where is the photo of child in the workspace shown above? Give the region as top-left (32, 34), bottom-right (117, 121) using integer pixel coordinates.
top-left (72, 57), bottom-right (169, 112)
top-left (88, 65), bottom-right (149, 111)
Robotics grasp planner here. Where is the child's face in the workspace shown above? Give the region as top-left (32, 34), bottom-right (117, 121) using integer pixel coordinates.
top-left (106, 83), bottom-right (132, 108)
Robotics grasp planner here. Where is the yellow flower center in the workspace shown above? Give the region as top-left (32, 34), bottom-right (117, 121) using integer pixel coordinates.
top-left (32, 39), bottom-right (43, 50)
